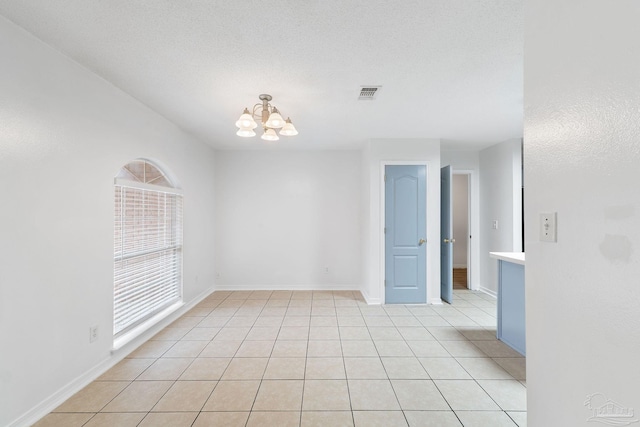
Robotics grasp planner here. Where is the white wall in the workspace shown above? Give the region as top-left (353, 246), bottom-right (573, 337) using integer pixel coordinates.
top-left (525, 1), bottom-right (640, 425)
top-left (214, 150), bottom-right (361, 289)
top-left (362, 139), bottom-right (441, 304)
top-left (478, 139), bottom-right (522, 295)
top-left (441, 149), bottom-right (481, 290)
top-left (452, 174), bottom-right (469, 268)
top-left (0, 17), bottom-right (217, 427)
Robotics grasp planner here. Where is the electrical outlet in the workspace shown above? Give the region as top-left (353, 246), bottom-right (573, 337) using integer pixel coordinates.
top-left (89, 325), bottom-right (98, 343)
top-left (540, 212), bottom-right (557, 242)
top-left (492, 220), bottom-right (499, 230)
top-left (324, 267), bottom-right (329, 274)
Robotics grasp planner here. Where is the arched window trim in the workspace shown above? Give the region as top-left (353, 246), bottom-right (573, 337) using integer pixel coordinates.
top-left (115, 158), bottom-right (179, 188)
top-left (113, 159), bottom-right (183, 346)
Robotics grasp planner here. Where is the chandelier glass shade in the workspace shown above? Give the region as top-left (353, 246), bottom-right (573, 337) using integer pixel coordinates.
top-left (280, 118), bottom-right (298, 136)
top-left (236, 94), bottom-right (297, 141)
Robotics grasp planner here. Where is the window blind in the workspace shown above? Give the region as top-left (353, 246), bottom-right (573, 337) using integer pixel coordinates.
top-left (114, 184), bottom-right (183, 336)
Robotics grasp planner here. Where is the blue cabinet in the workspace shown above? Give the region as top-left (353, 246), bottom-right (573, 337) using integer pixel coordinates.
top-left (497, 260), bottom-right (526, 356)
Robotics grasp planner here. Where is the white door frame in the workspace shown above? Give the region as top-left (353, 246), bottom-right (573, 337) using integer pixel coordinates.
top-left (451, 169), bottom-right (477, 290)
top-left (380, 161), bottom-right (430, 305)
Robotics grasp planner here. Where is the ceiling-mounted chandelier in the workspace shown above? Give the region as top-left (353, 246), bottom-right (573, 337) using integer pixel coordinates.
top-left (235, 94), bottom-right (298, 141)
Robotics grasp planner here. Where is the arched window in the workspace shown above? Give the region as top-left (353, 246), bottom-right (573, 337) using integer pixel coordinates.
top-left (114, 159), bottom-right (183, 338)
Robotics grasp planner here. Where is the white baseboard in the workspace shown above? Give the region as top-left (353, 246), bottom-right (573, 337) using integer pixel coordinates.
top-left (9, 285), bottom-right (216, 427)
top-left (478, 286), bottom-right (497, 299)
top-left (362, 294), bottom-right (381, 305)
top-left (213, 284), bottom-right (360, 291)
top-left (358, 286), bottom-right (381, 305)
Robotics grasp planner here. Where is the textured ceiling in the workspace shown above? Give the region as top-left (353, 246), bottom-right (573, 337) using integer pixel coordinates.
top-left (0, 0), bottom-right (523, 150)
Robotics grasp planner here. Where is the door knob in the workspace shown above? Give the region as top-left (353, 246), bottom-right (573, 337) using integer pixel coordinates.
top-left (418, 238), bottom-right (426, 246)
top-left (443, 238), bottom-right (456, 243)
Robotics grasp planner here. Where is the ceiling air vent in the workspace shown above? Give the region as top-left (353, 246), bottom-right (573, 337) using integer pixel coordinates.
top-left (358, 86), bottom-right (381, 100)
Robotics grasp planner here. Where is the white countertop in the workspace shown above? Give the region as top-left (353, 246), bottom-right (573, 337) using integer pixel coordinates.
top-left (490, 252), bottom-right (525, 265)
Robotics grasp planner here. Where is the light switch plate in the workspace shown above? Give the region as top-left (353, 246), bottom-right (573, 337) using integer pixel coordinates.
top-left (540, 212), bottom-right (557, 242)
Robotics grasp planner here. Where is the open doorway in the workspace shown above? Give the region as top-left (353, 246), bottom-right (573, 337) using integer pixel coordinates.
top-left (452, 173), bottom-right (470, 289)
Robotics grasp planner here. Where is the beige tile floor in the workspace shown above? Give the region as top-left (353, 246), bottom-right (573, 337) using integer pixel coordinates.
top-left (34, 289), bottom-right (526, 427)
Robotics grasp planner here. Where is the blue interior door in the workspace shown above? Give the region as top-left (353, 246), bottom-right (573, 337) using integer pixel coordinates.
top-left (385, 165), bottom-right (427, 304)
top-left (441, 165), bottom-right (453, 303)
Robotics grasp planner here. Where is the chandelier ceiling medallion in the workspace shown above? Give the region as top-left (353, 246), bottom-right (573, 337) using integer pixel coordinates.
top-left (235, 94), bottom-right (298, 141)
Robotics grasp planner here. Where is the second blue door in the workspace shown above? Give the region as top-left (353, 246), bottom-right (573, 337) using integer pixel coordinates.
top-left (385, 165), bottom-right (427, 304)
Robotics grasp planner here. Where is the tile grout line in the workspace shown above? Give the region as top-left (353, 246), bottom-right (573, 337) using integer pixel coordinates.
top-left (237, 291), bottom-right (272, 426)
top-left (335, 301), bottom-right (356, 427)
top-left (190, 292), bottom-right (230, 427)
top-left (193, 292), bottom-right (234, 426)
